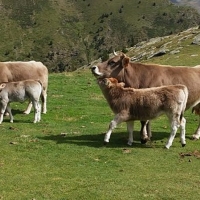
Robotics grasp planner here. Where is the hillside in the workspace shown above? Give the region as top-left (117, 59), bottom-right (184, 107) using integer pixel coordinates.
top-left (171, 0), bottom-right (200, 13)
top-left (126, 26), bottom-right (200, 66)
top-left (0, 0), bottom-right (200, 72)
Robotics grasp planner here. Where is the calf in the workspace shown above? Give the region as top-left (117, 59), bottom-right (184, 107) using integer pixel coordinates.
top-left (98, 78), bottom-right (188, 149)
top-left (0, 61), bottom-right (48, 114)
top-left (0, 80), bottom-right (42, 123)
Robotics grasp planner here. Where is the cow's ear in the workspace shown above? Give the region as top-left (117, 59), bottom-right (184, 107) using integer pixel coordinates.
top-left (122, 56), bottom-right (130, 68)
top-left (0, 83), bottom-right (6, 89)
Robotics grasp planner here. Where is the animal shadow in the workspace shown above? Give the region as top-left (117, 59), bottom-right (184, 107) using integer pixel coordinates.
top-left (38, 130), bottom-right (170, 149)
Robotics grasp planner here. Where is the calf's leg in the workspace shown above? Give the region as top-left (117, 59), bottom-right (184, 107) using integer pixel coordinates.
top-left (104, 114), bottom-right (127, 144)
top-left (32, 100), bottom-right (41, 123)
top-left (126, 121), bottom-right (134, 146)
top-left (6, 104), bottom-right (14, 123)
top-left (165, 116), bottom-right (180, 149)
top-left (179, 117), bottom-right (186, 147)
top-left (104, 119), bottom-right (118, 144)
top-left (0, 102), bottom-right (8, 124)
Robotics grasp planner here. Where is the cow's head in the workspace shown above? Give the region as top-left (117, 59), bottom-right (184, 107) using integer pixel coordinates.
top-left (91, 52), bottom-right (130, 79)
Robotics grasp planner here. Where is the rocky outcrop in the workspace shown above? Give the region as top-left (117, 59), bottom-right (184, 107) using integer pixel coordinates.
top-left (127, 26), bottom-right (200, 62)
top-left (192, 33), bottom-right (200, 45)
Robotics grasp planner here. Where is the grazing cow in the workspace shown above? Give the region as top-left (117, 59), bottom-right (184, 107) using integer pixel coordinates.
top-left (98, 78), bottom-right (188, 149)
top-left (0, 80), bottom-right (42, 123)
top-left (91, 53), bottom-right (200, 140)
top-left (0, 61), bottom-right (48, 114)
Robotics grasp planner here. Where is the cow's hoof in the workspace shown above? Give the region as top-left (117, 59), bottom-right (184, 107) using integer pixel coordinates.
top-left (164, 145), bottom-right (170, 149)
top-left (182, 144), bottom-right (186, 147)
top-left (127, 141), bottom-right (133, 146)
top-left (104, 141), bottom-right (109, 145)
top-left (141, 138), bottom-right (148, 144)
top-left (192, 135), bottom-right (199, 140)
top-left (23, 111), bottom-right (30, 115)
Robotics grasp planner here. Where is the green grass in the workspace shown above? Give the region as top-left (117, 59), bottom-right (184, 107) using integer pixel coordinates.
top-left (1, 69), bottom-right (200, 199)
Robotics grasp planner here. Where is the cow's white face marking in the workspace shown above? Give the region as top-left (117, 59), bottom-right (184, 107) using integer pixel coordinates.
top-left (92, 66), bottom-right (103, 76)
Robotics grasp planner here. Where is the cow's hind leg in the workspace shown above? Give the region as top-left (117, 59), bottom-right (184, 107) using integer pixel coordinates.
top-left (140, 121), bottom-right (150, 144)
top-left (41, 89), bottom-right (47, 114)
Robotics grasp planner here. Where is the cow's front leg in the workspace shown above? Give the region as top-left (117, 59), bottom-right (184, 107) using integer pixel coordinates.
top-left (140, 121), bottom-right (150, 144)
top-left (192, 116), bottom-right (200, 140)
top-left (126, 121), bottom-right (134, 146)
top-left (23, 100), bottom-right (32, 114)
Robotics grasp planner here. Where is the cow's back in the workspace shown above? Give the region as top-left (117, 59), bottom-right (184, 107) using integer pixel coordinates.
top-left (0, 61), bottom-right (48, 88)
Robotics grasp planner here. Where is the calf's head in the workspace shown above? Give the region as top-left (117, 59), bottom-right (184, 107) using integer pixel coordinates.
top-left (98, 78), bottom-right (125, 89)
top-left (91, 53), bottom-right (130, 78)
top-left (0, 83), bottom-right (6, 91)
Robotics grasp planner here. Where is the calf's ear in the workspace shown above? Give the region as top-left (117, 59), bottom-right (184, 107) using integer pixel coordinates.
top-left (119, 82), bottom-right (125, 87)
top-left (122, 56), bottom-right (130, 68)
top-left (0, 83), bottom-right (6, 89)
top-left (109, 78), bottom-right (118, 84)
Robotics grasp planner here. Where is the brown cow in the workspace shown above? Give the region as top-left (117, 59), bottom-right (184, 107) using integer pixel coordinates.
top-left (91, 53), bottom-right (200, 141)
top-left (98, 78), bottom-right (188, 149)
top-left (0, 61), bottom-right (48, 114)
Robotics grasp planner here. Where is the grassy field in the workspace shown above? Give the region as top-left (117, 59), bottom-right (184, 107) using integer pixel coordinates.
top-left (0, 69), bottom-right (200, 199)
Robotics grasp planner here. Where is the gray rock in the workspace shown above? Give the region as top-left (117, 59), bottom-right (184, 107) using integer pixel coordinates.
top-left (192, 33), bottom-right (200, 45)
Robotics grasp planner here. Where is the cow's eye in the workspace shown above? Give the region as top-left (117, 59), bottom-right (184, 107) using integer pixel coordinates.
top-left (108, 60), bottom-right (115, 65)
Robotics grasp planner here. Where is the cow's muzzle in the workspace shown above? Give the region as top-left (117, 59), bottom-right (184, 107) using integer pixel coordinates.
top-left (91, 66), bottom-right (103, 77)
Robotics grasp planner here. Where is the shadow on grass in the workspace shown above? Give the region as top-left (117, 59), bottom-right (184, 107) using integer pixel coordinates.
top-left (38, 130), bottom-right (170, 149)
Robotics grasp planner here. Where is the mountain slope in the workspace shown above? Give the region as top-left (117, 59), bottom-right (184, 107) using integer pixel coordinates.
top-left (170, 0), bottom-right (200, 13)
top-left (0, 0), bottom-right (199, 72)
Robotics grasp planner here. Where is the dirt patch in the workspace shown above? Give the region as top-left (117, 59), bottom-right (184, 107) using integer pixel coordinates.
top-left (179, 150), bottom-right (200, 159)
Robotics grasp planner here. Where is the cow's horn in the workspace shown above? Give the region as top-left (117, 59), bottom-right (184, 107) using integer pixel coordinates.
top-left (113, 50), bottom-right (118, 56)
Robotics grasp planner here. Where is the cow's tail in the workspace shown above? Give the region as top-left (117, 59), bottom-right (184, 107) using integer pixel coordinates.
top-left (36, 79), bottom-right (43, 88)
top-left (36, 79), bottom-right (43, 97)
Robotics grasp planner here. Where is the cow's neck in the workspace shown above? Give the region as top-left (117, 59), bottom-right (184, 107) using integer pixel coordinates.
top-left (123, 67), bottom-right (140, 88)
